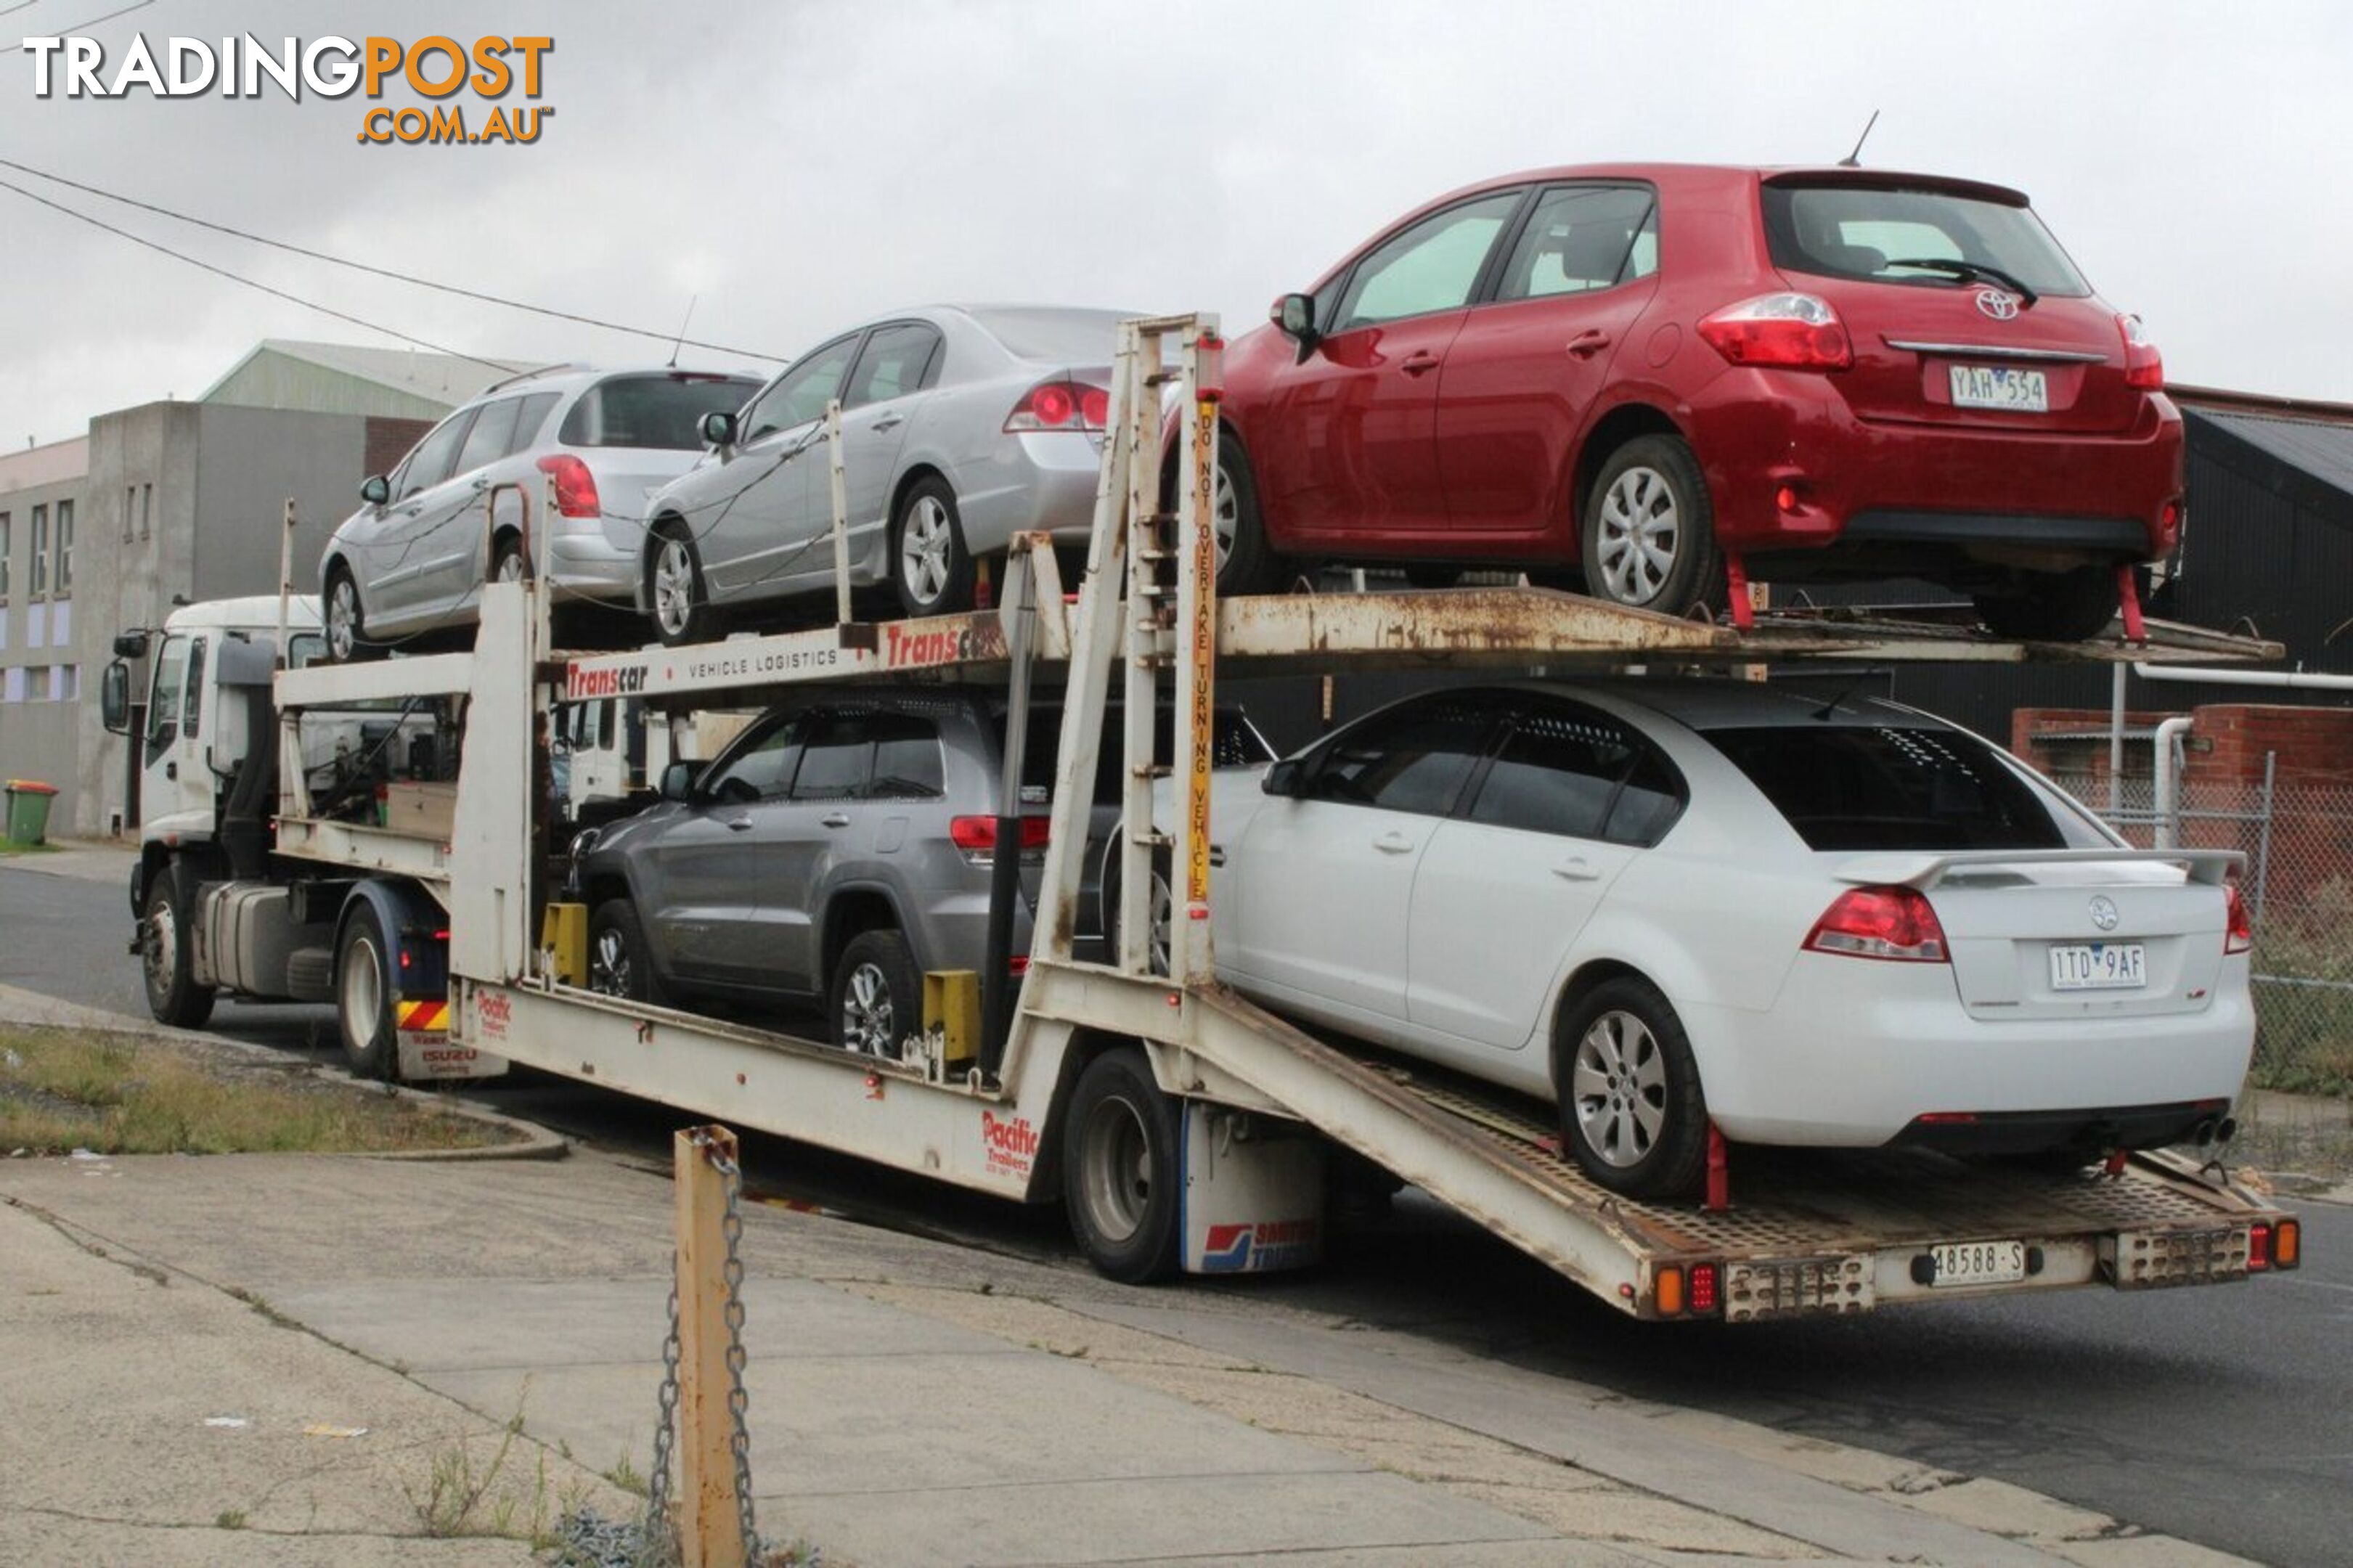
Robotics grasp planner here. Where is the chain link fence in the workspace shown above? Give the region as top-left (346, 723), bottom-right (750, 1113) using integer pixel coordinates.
top-left (2052, 772), bottom-right (2353, 1096)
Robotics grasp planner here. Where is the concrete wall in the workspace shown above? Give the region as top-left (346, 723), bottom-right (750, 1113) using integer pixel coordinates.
top-left (189, 404), bottom-right (375, 603)
top-left (0, 458), bottom-right (92, 830)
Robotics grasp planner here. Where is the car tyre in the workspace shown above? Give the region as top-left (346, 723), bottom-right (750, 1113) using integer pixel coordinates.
top-left (587, 898), bottom-right (662, 1004)
top-left (490, 533), bottom-right (528, 585)
top-left (1973, 565), bottom-right (2121, 642)
top-left (1403, 565), bottom-right (1464, 589)
top-left (1211, 438), bottom-right (1285, 597)
top-left (322, 565), bottom-right (379, 663)
top-left (892, 476), bottom-right (978, 618)
top-left (1556, 975), bottom-right (1708, 1199)
top-left (1101, 845), bottom-right (1175, 976)
top-left (141, 868), bottom-right (216, 1029)
top-left (335, 902), bottom-right (399, 1080)
top-left (1580, 435), bottom-right (1724, 618)
top-left (831, 928), bottom-right (920, 1061)
top-left (646, 523), bottom-right (727, 647)
top-left (1062, 1047), bottom-right (1184, 1283)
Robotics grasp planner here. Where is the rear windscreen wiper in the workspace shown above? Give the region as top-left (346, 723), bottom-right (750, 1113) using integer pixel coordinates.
top-left (1883, 257), bottom-right (2038, 308)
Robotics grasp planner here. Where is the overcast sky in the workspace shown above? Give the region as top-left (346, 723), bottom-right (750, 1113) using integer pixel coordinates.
top-left (2, 0), bottom-right (2346, 448)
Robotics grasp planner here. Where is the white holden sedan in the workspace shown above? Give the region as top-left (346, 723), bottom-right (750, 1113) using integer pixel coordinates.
top-left (1182, 679), bottom-right (2254, 1198)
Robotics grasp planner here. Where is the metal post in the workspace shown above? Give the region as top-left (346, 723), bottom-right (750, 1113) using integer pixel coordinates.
top-left (674, 1127), bottom-right (746, 1568)
top-left (1173, 321), bottom-right (1223, 987)
top-left (2152, 715), bottom-right (2192, 850)
top-left (2108, 662), bottom-right (2126, 815)
top-left (1117, 324), bottom-right (1162, 973)
top-left (275, 499), bottom-right (296, 670)
top-left (981, 545), bottom-right (1038, 1074)
top-left (2253, 751), bottom-right (2276, 923)
top-left (826, 399), bottom-right (852, 625)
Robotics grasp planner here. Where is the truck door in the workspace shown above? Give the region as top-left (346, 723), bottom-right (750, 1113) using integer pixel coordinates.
top-left (141, 632), bottom-right (214, 842)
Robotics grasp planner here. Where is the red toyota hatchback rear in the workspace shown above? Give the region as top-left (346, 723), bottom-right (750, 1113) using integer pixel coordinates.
top-left (1214, 165), bottom-right (2183, 640)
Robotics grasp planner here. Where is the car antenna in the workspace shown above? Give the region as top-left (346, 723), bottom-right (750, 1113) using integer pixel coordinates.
top-left (1812, 677), bottom-right (1867, 721)
top-left (1838, 109), bottom-right (1880, 168)
top-left (667, 294), bottom-right (698, 369)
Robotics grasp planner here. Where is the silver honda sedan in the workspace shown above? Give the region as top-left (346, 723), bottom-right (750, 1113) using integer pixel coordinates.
top-left (319, 365), bottom-right (761, 659)
top-left (637, 305), bottom-right (1141, 642)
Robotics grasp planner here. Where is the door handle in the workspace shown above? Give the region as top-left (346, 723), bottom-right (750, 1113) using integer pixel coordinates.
top-left (870, 414), bottom-right (903, 433)
top-left (820, 812), bottom-right (852, 828)
top-left (1373, 830), bottom-right (1416, 854)
top-left (1566, 330), bottom-right (1612, 359)
top-left (1553, 858), bottom-right (1601, 881)
top-left (1399, 351), bottom-right (1440, 377)
top-left (164, 761), bottom-right (177, 780)
top-left (725, 817), bottom-right (753, 832)
top-left (471, 475), bottom-right (490, 491)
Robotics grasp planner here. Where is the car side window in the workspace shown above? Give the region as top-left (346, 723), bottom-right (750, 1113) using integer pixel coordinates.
top-left (453, 397), bottom-right (523, 477)
top-left (1333, 192), bottom-right (1524, 331)
top-left (1495, 186), bottom-right (1658, 301)
top-left (396, 409), bottom-right (479, 498)
top-left (843, 324), bottom-right (945, 409)
top-left (1467, 699), bottom-right (1685, 845)
top-left (1304, 695), bottom-right (1496, 817)
top-left (507, 392), bottom-right (561, 455)
top-left (704, 714), bottom-right (804, 804)
top-left (789, 713), bottom-right (873, 801)
top-left (867, 714), bottom-right (945, 799)
top-left (742, 338), bottom-right (861, 443)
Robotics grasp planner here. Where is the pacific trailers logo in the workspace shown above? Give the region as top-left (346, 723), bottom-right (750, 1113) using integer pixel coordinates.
top-left (20, 34), bottom-right (555, 146)
top-left (979, 1110), bottom-right (1039, 1178)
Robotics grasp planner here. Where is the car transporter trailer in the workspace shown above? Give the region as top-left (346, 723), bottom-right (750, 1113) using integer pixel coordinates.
top-left (245, 312), bottom-right (2300, 1322)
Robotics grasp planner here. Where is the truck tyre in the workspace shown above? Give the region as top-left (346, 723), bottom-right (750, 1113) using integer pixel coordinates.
top-left (587, 898), bottom-right (662, 1004)
top-left (1555, 976), bottom-right (1708, 1199)
top-left (140, 870), bottom-right (215, 1029)
top-left (336, 902), bottom-right (399, 1080)
top-left (831, 928), bottom-right (918, 1060)
top-left (1062, 1048), bottom-right (1184, 1283)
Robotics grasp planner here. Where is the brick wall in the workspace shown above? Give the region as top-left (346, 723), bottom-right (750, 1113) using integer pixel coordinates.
top-left (2014, 702), bottom-right (2353, 789)
top-left (362, 416), bottom-right (432, 480)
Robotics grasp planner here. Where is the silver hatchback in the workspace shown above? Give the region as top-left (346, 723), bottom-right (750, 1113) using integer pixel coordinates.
top-left (639, 305), bottom-right (1141, 642)
top-left (319, 364), bottom-right (760, 659)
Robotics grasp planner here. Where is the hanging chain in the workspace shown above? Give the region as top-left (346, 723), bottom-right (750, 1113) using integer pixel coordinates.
top-left (709, 1145), bottom-right (762, 1561)
top-left (640, 1274), bottom-right (683, 1566)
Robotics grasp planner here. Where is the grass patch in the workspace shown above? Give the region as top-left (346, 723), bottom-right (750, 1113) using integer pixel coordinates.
top-left (0, 837), bottom-right (55, 855)
top-left (0, 1025), bottom-right (505, 1156)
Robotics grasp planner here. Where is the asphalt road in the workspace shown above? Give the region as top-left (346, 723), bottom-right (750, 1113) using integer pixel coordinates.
top-left (6, 859), bottom-right (2346, 1566)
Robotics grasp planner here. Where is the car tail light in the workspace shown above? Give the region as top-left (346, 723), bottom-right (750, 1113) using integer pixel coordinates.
top-left (1804, 886), bottom-right (1949, 962)
top-left (2224, 883), bottom-right (2254, 955)
top-left (536, 454), bottom-right (602, 518)
top-left (2118, 314), bottom-right (2164, 389)
top-left (1698, 293), bottom-right (1852, 371)
top-left (1005, 378), bottom-right (1110, 433)
top-left (947, 815), bottom-right (1051, 853)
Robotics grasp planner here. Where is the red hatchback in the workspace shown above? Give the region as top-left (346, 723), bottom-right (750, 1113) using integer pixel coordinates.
top-left (1212, 164), bottom-right (2182, 640)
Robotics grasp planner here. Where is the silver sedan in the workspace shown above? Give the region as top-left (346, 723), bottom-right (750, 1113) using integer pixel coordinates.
top-left (637, 306), bottom-right (1140, 642)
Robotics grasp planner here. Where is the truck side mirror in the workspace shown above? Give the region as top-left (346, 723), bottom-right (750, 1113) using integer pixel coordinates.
top-left (1272, 293), bottom-right (1319, 360)
top-left (359, 474), bottom-right (391, 507)
top-left (700, 410), bottom-right (737, 449)
top-left (659, 760), bottom-right (701, 802)
top-left (100, 661), bottom-right (133, 735)
top-left (1260, 758), bottom-right (1303, 797)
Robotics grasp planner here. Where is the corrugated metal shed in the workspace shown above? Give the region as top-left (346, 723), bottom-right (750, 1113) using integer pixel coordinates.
top-left (198, 340), bottom-right (537, 421)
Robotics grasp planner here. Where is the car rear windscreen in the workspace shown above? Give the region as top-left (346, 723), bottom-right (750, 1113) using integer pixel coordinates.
top-left (560, 374), bottom-right (762, 450)
top-left (1703, 724), bottom-right (2076, 852)
top-left (1761, 183), bottom-right (2089, 298)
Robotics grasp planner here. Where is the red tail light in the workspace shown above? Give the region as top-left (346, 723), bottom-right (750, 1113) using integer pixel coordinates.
top-left (947, 814), bottom-right (1051, 852)
top-left (2118, 314), bottom-right (2164, 389)
top-left (2248, 1222), bottom-right (2272, 1272)
top-left (2224, 883), bottom-right (2253, 955)
top-left (1688, 1262), bottom-right (1719, 1314)
top-left (1804, 886), bottom-right (1949, 963)
top-left (1005, 378), bottom-right (1110, 433)
top-left (536, 454), bottom-right (602, 518)
top-left (1698, 293), bottom-right (1852, 371)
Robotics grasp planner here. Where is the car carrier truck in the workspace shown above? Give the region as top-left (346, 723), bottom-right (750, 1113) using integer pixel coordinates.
top-left (102, 314), bottom-right (2304, 1318)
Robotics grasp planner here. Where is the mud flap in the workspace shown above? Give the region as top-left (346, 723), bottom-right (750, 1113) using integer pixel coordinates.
top-left (1181, 1100), bottom-right (1326, 1274)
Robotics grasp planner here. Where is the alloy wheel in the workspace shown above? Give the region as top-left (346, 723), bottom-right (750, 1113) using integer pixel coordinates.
top-left (327, 578), bottom-right (359, 661)
top-left (1569, 1008), bottom-right (1668, 1168)
top-left (900, 496), bottom-right (953, 608)
top-left (1593, 465), bottom-right (1681, 605)
top-left (589, 927), bottom-right (630, 997)
top-left (1210, 465), bottom-right (1238, 571)
top-left (494, 549), bottom-right (527, 583)
top-left (840, 960), bottom-right (897, 1058)
top-left (651, 536), bottom-right (696, 637)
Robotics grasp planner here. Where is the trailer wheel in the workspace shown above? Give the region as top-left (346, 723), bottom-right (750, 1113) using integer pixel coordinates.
top-left (1556, 976), bottom-right (1708, 1199)
top-left (140, 870), bottom-right (215, 1029)
top-left (336, 903), bottom-right (399, 1080)
top-left (1063, 1048), bottom-right (1183, 1283)
top-left (831, 929), bottom-right (918, 1060)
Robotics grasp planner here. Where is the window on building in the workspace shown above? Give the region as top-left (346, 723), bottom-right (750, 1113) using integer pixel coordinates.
top-left (123, 486), bottom-right (135, 542)
top-left (28, 666), bottom-right (50, 701)
top-left (55, 665), bottom-right (78, 701)
top-left (0, 511), bottom-right (11, 600)
top-left (53, 499), bottom-right (72, 597)
top-left (29, 505), bottom-right (48, 596)
top-left (140, 483), bottom-right (152, 540)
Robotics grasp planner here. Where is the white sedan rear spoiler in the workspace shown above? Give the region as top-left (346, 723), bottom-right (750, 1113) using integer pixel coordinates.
top-left (1834, 847), bottom-right (2245, 891)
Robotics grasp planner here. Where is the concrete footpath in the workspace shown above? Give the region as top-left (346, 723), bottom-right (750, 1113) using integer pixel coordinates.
top-left (1, 1018), bottom-right (2264, 1564)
